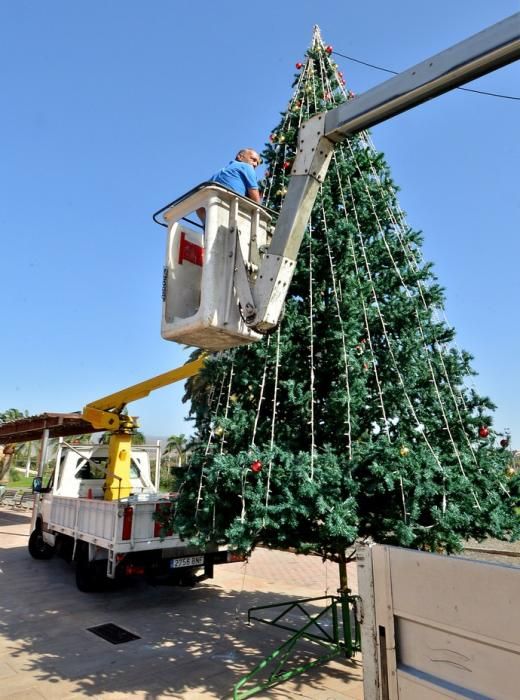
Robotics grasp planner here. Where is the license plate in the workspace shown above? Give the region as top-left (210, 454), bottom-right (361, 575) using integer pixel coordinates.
top-left (170, 555), bottom-right (204, 569)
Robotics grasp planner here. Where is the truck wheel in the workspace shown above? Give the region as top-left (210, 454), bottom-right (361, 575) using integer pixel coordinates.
top-left (75, 556), bottom-right (108, 593)
top-left (179, 571), bottom-right (198, 587)
top-left (55, 534), bottom-right (74, 562)
top-left (28, 528), bottom-right (55, 560)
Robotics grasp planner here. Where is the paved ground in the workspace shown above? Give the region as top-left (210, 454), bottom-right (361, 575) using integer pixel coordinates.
top-left (457, 537), bottom-right (520, 567)
top-left (0, 506), bottom-right (363, 700)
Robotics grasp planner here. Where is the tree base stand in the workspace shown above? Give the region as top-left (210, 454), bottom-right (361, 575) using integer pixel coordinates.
top-left (233, 592), bottom-right (362, 699)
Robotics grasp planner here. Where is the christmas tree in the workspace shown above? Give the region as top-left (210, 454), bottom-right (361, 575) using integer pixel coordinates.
top-left (169, 27), bottom-right (519, 586)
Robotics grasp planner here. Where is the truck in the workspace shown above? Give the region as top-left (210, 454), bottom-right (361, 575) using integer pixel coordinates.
top-left (5, 358), bottom-right (237, 593)
top-left (29, 439), bottom-right (239, 592)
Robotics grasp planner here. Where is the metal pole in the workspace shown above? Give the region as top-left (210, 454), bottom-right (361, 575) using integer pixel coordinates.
top-left (155, 439), bottom-right (161, 491)
top-left (324, 12), bottom-right (520, 141)
top-left (54, 437), bottom-right (64, 491)
top-left (37, 429), bottom-right (49, 478)
top-left (30, 429), bottom-right (50, 533)
top-left (340, 592), bottom-right (353, 658)
top-left (25, 446), bottom-right (32, 477)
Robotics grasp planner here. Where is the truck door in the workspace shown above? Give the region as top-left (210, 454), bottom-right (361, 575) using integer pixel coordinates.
top-left (357, 544), bottom-right (520, 700)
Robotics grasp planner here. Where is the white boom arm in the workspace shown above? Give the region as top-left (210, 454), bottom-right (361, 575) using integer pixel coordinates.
top-left (248, 12), bottom-right (520, 332)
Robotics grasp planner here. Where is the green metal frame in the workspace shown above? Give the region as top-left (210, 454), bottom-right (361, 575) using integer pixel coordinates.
top-left (233, 592), bottom-right (361, 699)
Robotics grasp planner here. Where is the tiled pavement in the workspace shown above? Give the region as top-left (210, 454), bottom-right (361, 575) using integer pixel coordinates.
top-left (0, 507), bottom-right (363, 699)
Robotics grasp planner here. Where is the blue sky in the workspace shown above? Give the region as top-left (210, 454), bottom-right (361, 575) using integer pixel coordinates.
top-left (1, 1), bottom-right (519, 445)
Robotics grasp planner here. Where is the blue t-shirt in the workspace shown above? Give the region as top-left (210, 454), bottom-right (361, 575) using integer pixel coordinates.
top-left (210, 160), bottom-right (258, 196)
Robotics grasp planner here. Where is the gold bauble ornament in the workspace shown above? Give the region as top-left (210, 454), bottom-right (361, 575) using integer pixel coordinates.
top-left (399, 446), bottom-right (409, 457)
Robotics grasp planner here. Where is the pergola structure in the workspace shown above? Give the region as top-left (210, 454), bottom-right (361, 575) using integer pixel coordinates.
top-left (0, 413), bottom-right (98, 445)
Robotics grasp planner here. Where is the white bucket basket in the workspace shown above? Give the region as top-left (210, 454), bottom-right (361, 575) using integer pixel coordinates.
top-left (157, 183), bottom-right (273, 351)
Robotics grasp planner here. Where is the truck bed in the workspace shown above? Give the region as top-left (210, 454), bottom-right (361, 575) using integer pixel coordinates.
top-left (48, 495), bottom-right (185, 552)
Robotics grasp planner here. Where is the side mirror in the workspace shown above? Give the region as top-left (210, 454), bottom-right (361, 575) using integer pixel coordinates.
top-left (32, 477), bottom-right (43, 493)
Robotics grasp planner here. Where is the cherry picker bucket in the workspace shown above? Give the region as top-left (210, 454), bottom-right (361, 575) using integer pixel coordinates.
top-left (153, 183), bottom-right (274, 352)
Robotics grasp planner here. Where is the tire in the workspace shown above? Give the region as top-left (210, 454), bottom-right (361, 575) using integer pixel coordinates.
top-left (55, 534), bottom-right (74, 562)
top-left (75, 548), bottom-right (108, 593)
top-left (179, 570), bottom-right (199, 587)
top-left (28, 528), bottom-right (55, 560)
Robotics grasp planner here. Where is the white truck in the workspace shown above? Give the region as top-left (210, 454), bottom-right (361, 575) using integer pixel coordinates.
top-left (29, 441), bottom-right (237, 592)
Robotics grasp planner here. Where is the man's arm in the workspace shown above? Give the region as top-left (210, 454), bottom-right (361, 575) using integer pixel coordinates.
top-left (239, 162), bottom-right (262, 203)
top-left (247, 188), bottom-right (262, 203)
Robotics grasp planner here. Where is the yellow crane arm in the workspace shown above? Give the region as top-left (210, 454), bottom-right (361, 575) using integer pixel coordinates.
top-left (82, 355), bottom-right (206, 431)
top-left (79, 354), bottom-right (207, 501)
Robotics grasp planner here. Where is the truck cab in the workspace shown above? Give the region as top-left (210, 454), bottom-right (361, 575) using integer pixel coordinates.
top-left (48, 444), bottom-right (156, 500)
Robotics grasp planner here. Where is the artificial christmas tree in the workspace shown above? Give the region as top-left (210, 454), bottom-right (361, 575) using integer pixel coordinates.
top-left (168, 27), bottom-right (519, 587)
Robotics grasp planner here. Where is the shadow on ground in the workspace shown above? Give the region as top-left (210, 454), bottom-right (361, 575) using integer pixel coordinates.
top-left (0, 507), bottom-right (34, 528)
top-left (0, 510), bottom-right (362, 699)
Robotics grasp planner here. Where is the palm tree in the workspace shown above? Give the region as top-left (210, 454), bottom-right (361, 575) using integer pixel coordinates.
top-left (97, 429), bottom-right (146, 445)
top-left (0, 408), bottom-right (28, 481)
top-left (161, 434), bottom-right (188, 493)
top-left (165, 434), bottom-right (187, 468)
top-left (13, 440), bottom-right (36, 476)
top-left (0, 408), bottom-right (28, 423)
top-left (66, 433), bottom-right (93, 445)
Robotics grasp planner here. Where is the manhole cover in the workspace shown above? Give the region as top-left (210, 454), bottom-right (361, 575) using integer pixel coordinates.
top-left (87, 623), bottom-right (140, 644)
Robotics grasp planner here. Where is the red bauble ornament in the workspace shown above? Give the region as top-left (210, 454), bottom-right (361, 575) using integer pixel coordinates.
top-left (251, 460), bottom-right (263, 473)
top-left (283, 160), bottom-right (292, 170)
top-left (326, 45), bottom-right (333, 54)
top-left (478, 426), bottom-right (489, 438)
top-left (296, 62), bottom-right (303, 69)
top-left (500, 438), bottom-right (509, 448)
